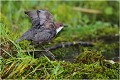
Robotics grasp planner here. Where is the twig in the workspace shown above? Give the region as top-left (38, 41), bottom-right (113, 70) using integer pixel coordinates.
top-left (46, 41), bottom-right (94, 50)
top-left (73, 7), bottom-right (102, 14)
top-left (16, 41), bottom-right (94, 53)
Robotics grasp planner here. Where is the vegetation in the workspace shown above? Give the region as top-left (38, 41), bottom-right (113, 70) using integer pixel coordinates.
top-left (0, 1), bottom-right (119, 79)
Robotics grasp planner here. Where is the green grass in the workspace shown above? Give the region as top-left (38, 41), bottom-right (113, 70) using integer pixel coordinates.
top-left (1, 50), bottom-right (119, 79)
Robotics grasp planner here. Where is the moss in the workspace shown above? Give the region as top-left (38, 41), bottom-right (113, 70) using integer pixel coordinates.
top-left (75, 49), bottom-right (104, 64)
top-left (1, 50), bottom-right (119, 79)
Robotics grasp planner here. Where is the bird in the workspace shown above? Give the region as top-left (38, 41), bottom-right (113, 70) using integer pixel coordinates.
top-left (16, 10), bottom-right (63, 45)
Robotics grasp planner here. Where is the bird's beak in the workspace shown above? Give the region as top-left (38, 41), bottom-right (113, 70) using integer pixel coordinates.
top-left (63, 24), bottom-right (68, 27)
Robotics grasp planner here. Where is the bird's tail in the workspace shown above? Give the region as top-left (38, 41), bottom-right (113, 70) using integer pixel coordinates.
top-left (16, 38), bottom-right (23, 43)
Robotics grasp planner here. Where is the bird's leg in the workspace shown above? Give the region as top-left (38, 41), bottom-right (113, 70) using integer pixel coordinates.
top-left (40, 45), bottom-right (55, 60)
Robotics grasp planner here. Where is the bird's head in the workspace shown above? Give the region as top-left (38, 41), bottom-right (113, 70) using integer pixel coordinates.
top-left (54, 22), bottom-right (63, 34)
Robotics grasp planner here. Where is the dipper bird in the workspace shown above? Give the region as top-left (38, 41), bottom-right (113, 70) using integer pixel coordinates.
top-left (16, 10), bottom-right (63, 44)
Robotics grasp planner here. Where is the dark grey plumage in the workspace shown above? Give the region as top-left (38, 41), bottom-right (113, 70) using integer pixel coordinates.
top-left (16, 10), bottom-right (63, 44)
top-left (16, 28), bottom-right (39, 42)
top-left (16, 27), bottom-right (56, 44)
top-left (33, 28), bottom-right (56, 44)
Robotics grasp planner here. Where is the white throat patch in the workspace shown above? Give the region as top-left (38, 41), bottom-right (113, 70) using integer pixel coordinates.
top-left (56, 26), bottom-right (63, 34)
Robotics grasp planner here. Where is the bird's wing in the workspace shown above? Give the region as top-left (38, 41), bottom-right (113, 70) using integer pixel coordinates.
top-left (33, 29), bottom-right (56, 43)
top-left (25, 10), bottom-right (54, 26)
top-left (24, 10), bottom-right (38, 20)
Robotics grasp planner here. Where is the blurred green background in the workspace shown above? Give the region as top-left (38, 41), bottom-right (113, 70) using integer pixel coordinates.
top-left (0, 1), bottom-right (119, 79)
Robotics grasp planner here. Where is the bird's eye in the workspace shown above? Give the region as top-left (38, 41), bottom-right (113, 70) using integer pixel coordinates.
top-left (60, 24), bottom-right (63, 26)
